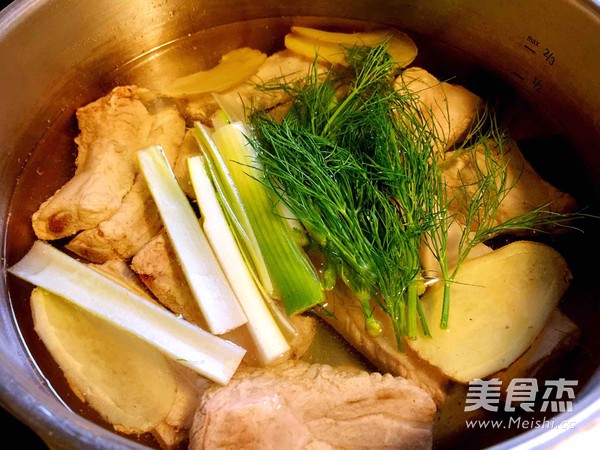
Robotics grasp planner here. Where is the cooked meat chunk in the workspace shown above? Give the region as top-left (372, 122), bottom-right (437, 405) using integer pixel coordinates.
top-left (316, 284), bottom-right (449, 406)
top-left (395, 67), bottom-right (482, 152)
top-left (88, 259), bottom-right (154, 301)
top-left (152, 365), bottom-right (212, 450)
top-left (184, 50), bottom-right (323, 124)
top-left (421, 135), bottom-right (576, 277)
top-left (32, 86), bottom-right (158, 240)
top-left (442, 139), bottom-right (577, 227)
top-left (189, 360), bottom-right (436, 450)
top-left (66, 97), bottom-right (186, 262)
top-left (288, 314), bottom-right (318, 360)
top-left (131, 230), bottom-right (206, 326)
top-left (65, 174), bottom-right (164, 263)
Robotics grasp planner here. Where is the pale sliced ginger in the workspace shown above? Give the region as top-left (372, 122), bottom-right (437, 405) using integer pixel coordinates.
top-left (285, 26), bottom-right (417, 67)
top-left (163, 48), bottom-right (267, 97)
top-left (407, 240), bottom-right (572, 383)
top-left (31, 288), bottom-right (178, 434)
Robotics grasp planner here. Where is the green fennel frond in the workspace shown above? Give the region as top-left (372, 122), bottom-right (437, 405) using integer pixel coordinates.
top-left (249, 44), bottom-right (442, 347)
top-left (247, 42), bottom-right (586, 347)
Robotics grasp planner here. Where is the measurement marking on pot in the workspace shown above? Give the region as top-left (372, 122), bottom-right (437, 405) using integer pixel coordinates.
top-left (510, 71), bottom-right (542, 93)
top-left (524, 35), bottom-right (557, 67)
top-left (517, 35), bottom-right (557, 94)
top-left (542, 48), bottom-right (556, 66)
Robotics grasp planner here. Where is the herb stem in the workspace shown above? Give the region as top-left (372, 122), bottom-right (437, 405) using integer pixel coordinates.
top-left (407, 279), bottom-right (418, 339)
top-left (441, 279), bottom-right (452, 329)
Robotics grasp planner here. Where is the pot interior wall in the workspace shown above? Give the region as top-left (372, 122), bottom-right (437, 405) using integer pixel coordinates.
top-left (1, 1), bottom-right (600, 449)
top-left (2, 0), bottom-right (599, 196)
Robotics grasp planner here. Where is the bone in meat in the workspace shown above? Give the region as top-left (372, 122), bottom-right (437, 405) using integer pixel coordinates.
top-left (442, 138), bottom-right (577, 227)
top-left (395, 67), bottom-right (483, 152)
top-left (316, 283), bottom-right (449, 406)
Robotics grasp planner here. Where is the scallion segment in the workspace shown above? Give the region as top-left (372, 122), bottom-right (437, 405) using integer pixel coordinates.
top-left (8, 241), bottom-right (246, 385)
top-left (137, 146), bottom-right (247, 335)
top-left (192, 123), bottom-right (275, 297)
top-left (195, 121), bottom-right (324, 315)
top-left (187, 155), bottom-right (291, 364)
top-left (192, 125), bottom-right (298, 340)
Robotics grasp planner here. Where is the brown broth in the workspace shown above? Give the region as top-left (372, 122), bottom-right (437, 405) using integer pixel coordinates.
top-left (5, 16), bottom-right (600, 450)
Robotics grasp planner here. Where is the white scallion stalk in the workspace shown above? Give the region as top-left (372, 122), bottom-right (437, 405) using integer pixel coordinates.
top-left (192, 123), bottom-right (275, 296)
top-left (137, 146), bottom-right (247, 335)
top-left (188, 155), bottom-right (291, 364)
top-left (208, 122), bottom-right (324, 315)
top-left (8, 241), bottom-right (246, 385)
top-left (190, 132), bottom-right (297, 339)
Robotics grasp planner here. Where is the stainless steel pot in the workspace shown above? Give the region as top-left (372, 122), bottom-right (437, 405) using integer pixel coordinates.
top-left (1, 1), bottom-right (600, 448)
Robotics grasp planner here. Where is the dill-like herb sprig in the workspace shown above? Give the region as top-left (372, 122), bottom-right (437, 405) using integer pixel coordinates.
top-left (424, 107), bottom-right (584, 329)
top-left (249, 45), bottom-right (442, 347)
top-left (247, 42), bottom-right (585, 347)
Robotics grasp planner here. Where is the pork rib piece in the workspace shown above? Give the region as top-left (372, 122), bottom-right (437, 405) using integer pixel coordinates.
top-left (66, 97), bottom-right (186, 262)
top-left (152, 364), bottom-right (211, 450)
top-left (131, 230), bottom-right (207, 326)
top-left (32, 86), bottom-right (160, 240)
top-left (442, 138), bottom-right (577, 227)
top-left (395, 67), bottom-right (482, 152)
top-left (189, 360), bottom-right (436, 450)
